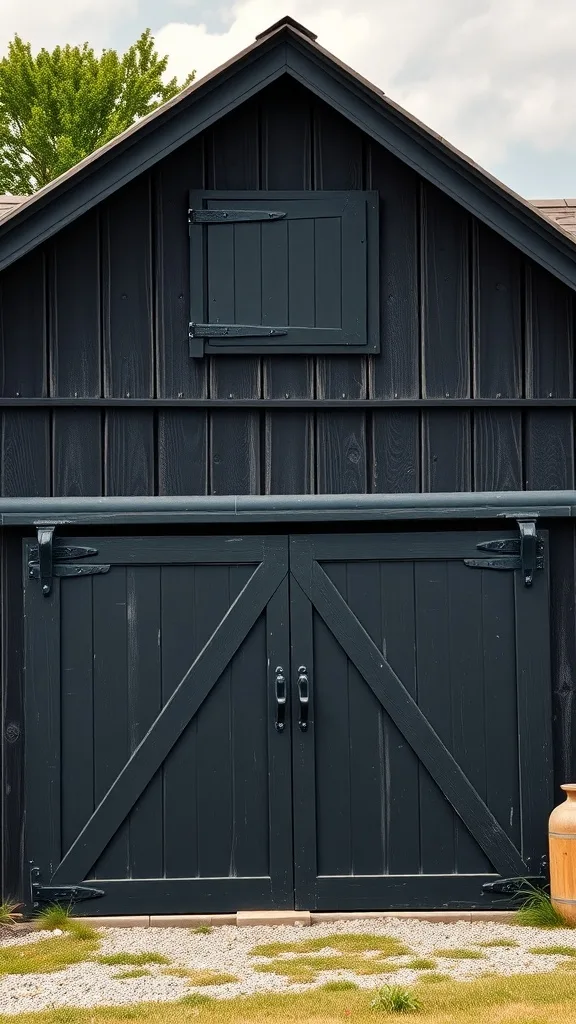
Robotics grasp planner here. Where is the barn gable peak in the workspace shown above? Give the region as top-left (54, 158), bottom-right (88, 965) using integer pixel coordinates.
top-left (0, 19), bottom-right (574, 291)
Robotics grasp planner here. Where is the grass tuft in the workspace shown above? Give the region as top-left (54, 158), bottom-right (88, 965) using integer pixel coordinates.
top-left (162, 968), bottom-right (238, 986)
top-left (251, 932), bottom-right (410, 959)
top-left (370, 984), bottom-right (420, 1012)
top-left (255, 953), bottom-right (401, 984)
top-left (418, 971), bottom-right (451, 984)
top-left (98, 953), bottom-right (170, 967)
top-left (405, 958), bottom-right (437, 971)
top-left (433, 948), bottom-right (485, 960)
top-left (477, 939), bottom-right (519, 949)
top-left (320, 979), bottom-right (359, 991)
top-left (0, 900), bottom-right (21, 925)
top-left (112, 969), bottom-right (151, 980)
top-left (34, 906), bottom-right (97, 941)
top-left (191, 925), bottom-right (212, 935)
top-left (529, 945), bottom-right (576, 957)
top-left (177, 994), bottom-right (212, 1007)
top-left (514, 882), bottom-right (569, 928)
top-left (0, 934), bottom-right (100, 975)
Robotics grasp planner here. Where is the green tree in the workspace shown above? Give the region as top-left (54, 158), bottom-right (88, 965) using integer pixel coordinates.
top-left (0, 29), bottom-right (195, 194)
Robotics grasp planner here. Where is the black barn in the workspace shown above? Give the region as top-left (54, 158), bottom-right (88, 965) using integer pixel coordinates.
top-left (1, 16), bottom-right (576, 916)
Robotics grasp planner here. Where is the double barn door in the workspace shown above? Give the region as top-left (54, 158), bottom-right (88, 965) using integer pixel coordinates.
top-left (24, 531), bottom-right (553, 914)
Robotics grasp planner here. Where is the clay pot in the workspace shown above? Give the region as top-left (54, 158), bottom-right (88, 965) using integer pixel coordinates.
top-left (549, 784), bottom-right (576, 924)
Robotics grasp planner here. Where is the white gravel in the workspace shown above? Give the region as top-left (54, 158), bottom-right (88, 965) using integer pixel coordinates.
top-left (1, 917), bottom-right (575, 1014)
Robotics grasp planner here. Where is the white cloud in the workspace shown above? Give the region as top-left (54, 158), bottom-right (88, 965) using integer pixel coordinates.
top-left (155, 0), bottom-right (576, 168)
top-left (0, 0), bottom-right (137, 53)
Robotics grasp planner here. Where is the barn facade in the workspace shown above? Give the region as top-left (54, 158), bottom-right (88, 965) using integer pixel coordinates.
top-left (2, 17), bottom-right (576, 915)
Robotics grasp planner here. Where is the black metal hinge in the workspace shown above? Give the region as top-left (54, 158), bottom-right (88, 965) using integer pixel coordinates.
top-left (29, 864), bottom-right (105, 908)
top-left (28, 526), bottom-right (110, 596)
top-left (482, 855), bottom-right (549, 896)
top-left (189, 323), bottom-right (288, 340)
top-left (188, 208), bottom-right (286, 224)
top-left (464, 519), bottom-right (543, 585)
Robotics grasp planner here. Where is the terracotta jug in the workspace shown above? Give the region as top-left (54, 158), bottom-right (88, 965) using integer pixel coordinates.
top-left (549, 784), bottom-right (576, 924)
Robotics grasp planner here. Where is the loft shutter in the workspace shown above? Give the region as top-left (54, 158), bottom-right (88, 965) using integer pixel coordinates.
top-left (188, 190), bottom-right (379, 356)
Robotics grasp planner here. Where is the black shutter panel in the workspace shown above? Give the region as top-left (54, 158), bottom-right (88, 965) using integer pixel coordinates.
top-left (188, 190), bottom-right (379, 356)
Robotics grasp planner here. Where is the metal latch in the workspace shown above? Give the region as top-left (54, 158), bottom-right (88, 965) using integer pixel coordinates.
top-left (482, 855), bottom-right (549, 895)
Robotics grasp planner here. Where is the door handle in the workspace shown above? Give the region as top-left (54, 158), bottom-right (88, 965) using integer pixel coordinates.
top-left (274, 666), bottom-right (286, 732)
top-left (297, 666), bottom-right (309, 731)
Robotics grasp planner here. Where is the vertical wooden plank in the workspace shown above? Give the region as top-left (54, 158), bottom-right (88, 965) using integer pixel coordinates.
top-left (265, 576), bottom-right (293, 907)
top-left (23, 564), bottom-right (61, 883)
top-left (421, 185), bottom-right (471, 492)
top-left (378, 561), bottom-right (421, 875)
top-left (126, 567), bottom-right (163, 880)
top-left (514, 551), bottom-right (554, 865)
top-left (414, 560), bottom-right (456, 873)
top-left (314, 100), bottom-right (367, 494)
top-left (161, 565), bottom-right (199, 880)
top-left (549, 525), bottom-right (576, 792)
top-left (474, 411), bottom-right (522, 490)
top-left (0, 250), bottom-right (46, 397)
top-left (60, 577), bottom-right (95, 857)
top-left (371, 412), bottom-right (420, 493)
top-left (155, 137), bottom-right (208, 494)
top-left (102, 176), bottom-right (154, 495)
top-left (525, 265), bottom-right (575, 489)
top-left (50, 211), bottom-right (103, 496)
top-left (1, 532), bottom-right (25, 901)
top-left (289, 550), bottom-right (318, 910)
top-left (104, 411), bottom-right (154, 496)
top-left (92, 568), bottom-right (130, 879)
top-left (422, 411), bottom-right (472, 492)
top-left (262, 81), bottom-right (314, 493)
top-left (206, 103), bottom-right (261, 495)
top-left (1, 412), bottom-right (50, 496)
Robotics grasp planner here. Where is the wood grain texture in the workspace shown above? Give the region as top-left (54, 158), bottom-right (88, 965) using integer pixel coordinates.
top-left (473, 410), bottom-right (522, 491)
top-left (104, 411), bottom-right (154, 496)
top-left (205, 101), bottom-right (261, 494)
top-left (473, 224), bottom-right (522, 398)
top-left (53, 411), bottom-right (102, 496)
top-left (421, 411), bottom-right (471, 492)
top-left (421, 184), bottom-right (470, 399)
top-left (261, 79), bottom-right (314, 494)
top-left (102, 177), bottom-right (153, 399)
top-left (0, 250), bottom-right (46, 398)
top-left (1, 532), bottom-right (25, 901)
top-left (371, 411), bottom-right (419, 493)
top-left (1, 412), bottom-right (50, 496)
top-left (314, 99), bottom-right (367, 493)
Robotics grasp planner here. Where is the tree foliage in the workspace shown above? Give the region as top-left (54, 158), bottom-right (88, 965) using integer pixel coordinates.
top-left (0, 29), bottom-right (195, 193)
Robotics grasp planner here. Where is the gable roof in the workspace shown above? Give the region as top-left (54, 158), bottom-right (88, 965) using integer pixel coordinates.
top-left (0, 16), bottom-right (576, 291)
top-left (0, 194), bottom-right (26, 221)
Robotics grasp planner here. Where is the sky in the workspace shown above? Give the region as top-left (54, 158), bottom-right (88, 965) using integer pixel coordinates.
top-left (1, 0), bottom-right (575, 199)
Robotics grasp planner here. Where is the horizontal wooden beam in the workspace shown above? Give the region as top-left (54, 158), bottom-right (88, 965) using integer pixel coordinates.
top-left (0, 398), bottom-right (576, 409)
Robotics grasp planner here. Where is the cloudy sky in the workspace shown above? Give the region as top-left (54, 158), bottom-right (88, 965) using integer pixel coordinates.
top-left (2, 0), bottom-right (575, 198)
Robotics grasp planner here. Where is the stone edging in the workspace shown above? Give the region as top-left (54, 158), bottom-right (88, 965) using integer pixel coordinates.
top-left (67, 910), bottom-right (516, 928)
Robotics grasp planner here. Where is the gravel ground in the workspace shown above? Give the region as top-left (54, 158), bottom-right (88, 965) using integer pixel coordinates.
top-left (1, 917), bottom-right (576, 1014)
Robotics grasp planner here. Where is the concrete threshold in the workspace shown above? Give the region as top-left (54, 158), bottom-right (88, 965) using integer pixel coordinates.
top-left (76, 910), bottom-right (515, 928)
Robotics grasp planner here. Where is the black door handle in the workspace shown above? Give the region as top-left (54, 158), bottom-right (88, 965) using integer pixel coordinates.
top-left (274, 666), bottom-right (286, 732)
top-left (297, 665), bottom-right (309, 731)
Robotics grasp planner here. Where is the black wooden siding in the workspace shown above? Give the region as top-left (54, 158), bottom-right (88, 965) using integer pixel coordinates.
top-left (0, 78), bottom-right (574, 499)
top-left (2, 76), bottom-right (576, 903)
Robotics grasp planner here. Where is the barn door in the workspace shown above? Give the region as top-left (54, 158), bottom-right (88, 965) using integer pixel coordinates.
top-left (24, 535), bottom-right (293, 915)
top-left (289, 531), bottom-right (553, 910)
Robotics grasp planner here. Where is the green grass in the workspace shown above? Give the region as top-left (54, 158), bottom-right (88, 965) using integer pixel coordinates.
top-left (191, 926), bottom-right (212, 936)
top-left (0, 934), bottom-right (100, 975)
top-left (529, 945), bottom-right (576, 957)
top-left (433, 948), bottom-right (486, 960)
top-left (418, 972), bottom-right (451, 984)
top-left (255, 953), bottom-right (401, 984)
top-left (0, 900), bottom-right (21, 925)
top-left (477, 939), bottom-right (519, 949)
top-left (370, 984), bottom-right (420, 1013)
top-left (98, 953), bottom-right (170, 967)
top-left (514, 883), bottom-right (570, 928)
top-left (34, 906), bottom-right (98, 941)
top-left (320, 980), bottom-right (359, 991)
top-left (6, 973), bottom-right (576, 1024)
top-left (250, 933), bottom-right (411, 958)
top-left (162, 968), bottom-right (238, 986)
top-left (405, 958), bottom-right (437, 970)
top-left (112, 970), bottom-right (151, 980)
